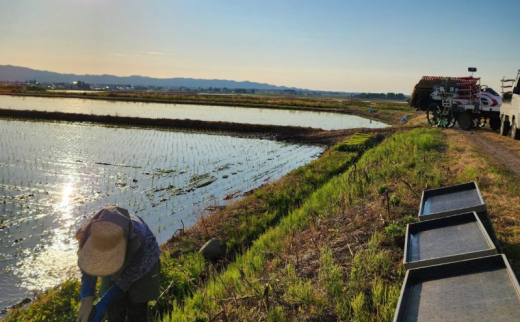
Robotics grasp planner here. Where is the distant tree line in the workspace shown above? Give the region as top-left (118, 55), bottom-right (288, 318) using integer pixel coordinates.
top-left (353, 92), bottom-right (406, 100)
top-left (231, 88), bottom-right (256, 94)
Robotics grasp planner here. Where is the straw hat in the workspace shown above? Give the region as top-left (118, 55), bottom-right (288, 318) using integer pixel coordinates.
top-left (78, 220), bottom-right (127, 276)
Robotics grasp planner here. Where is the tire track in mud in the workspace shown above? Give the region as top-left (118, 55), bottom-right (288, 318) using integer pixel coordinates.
top-left (461, 130), bottom-right (520, 178)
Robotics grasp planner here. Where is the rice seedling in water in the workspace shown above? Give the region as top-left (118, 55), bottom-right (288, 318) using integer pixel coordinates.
top-left (0, 118), bottom-right (324, 310)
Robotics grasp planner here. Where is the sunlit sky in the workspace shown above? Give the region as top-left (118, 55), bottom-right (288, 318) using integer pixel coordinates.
top-left (1, 0), bottom-right (519, 93)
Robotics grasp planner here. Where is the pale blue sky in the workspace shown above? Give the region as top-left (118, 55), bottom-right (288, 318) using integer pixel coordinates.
top-left (0, 0), bottom-right (518, 93)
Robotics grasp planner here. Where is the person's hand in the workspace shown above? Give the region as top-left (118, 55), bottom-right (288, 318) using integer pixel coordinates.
top-left (91, 285), bottom-right (123, 322)
top-left (76, 296), bottom-right (94, 322)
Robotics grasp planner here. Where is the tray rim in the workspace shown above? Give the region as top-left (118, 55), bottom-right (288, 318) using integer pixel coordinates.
top-left (394, 254), bottom-right (520, 322)
top-left (418, 181), bottom-right (487, 220)
top-left (404, 211), bottom-right (497, 270)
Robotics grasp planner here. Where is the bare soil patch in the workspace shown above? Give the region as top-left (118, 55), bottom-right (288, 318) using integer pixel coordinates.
top-left (461, 128), bottom-right (520, 178)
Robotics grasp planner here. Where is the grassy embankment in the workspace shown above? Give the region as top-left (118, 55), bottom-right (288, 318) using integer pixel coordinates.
top-left (4, 133), bottom-right (377, 321)
top-left (162, 128), bottom-right (445, 321)
top-left (161, 127), bottom-right (520, 321)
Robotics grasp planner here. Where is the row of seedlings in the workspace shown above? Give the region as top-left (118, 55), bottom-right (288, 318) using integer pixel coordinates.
top-left (394, 182), bottom-right (520, 321)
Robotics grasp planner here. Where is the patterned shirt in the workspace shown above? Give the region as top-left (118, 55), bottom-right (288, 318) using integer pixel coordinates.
top-left (115, 214), bottom-right (161, 291)
top-left (81, 214), bottom-right (161, 292)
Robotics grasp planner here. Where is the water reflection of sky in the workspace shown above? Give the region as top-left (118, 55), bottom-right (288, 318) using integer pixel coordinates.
top-left (1, 95), bottom-right (388, 130)
top-left (0, 119), bottom-right (324, 309)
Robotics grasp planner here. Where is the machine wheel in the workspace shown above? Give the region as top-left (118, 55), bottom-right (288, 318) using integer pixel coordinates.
top-left (489, 117), bottom-right (501, 131)
top-left (457, 112), bottom-right (472, 130)
top-left (511, 123), bottom-right (520, 140)
top-left (500, 119), bottom-right (510, 136)
top-left (426, 104), bottom-right (455, 128)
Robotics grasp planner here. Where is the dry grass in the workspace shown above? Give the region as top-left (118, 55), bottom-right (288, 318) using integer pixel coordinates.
top-left (442, 129), bottom-right (520, 274)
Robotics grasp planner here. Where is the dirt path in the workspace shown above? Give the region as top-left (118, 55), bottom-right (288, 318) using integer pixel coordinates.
top-left (461, 128), bottom-right (520, 178)
top-left (408, 110), bottom-right (520, 177)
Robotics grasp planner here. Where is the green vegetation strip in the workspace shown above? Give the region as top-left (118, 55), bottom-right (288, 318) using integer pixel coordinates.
top-left (163, 128), bottom-right (448, 321)
top-left (4, 133), bottom-right (375, 321)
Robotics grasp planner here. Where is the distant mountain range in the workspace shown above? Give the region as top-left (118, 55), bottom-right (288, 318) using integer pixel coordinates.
top-left (0, 65), bottom-right (296, 90)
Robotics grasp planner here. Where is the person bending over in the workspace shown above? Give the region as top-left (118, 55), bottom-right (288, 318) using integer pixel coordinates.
top-left (76, 206), bottom-right (161, 322)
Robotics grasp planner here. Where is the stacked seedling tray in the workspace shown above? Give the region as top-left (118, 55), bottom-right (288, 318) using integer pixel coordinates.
top-left (404, 212), bottom-right (497, 270)
top-left (419, 182), bottom-right (486, 220)
top-left (395, 255), bottom-right (520, 321)
top-left (418, 181), bottom-right (500, 251)
top-left (395, 182), bottom-right (519, 321)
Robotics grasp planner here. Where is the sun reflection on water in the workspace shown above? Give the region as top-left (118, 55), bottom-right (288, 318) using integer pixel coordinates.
top-left (13, 178), bottom-right (81, 293)
top-left (57, 180), bottom-right (74, 219)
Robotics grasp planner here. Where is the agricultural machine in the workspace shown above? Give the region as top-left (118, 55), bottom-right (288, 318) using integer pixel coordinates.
top-left (409, 69), bottom-right (502, 130)
top-left (498, 69), bottom-right (520, 139)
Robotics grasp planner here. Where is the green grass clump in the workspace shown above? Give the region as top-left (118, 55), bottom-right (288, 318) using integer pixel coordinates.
top-left (377, 184), bottom-right (389, 194)
top-left (151, 252), bottom-right (206, 317)
top-left (412, 132), bottom-right (444, 151)
top-left (4, 280), bottom-right (80, 322)
top-left (385, 221), bottom-right (405, 238)
top-left (347, 234), bottom-right (400, 321)
top-left (389, 194), bottom-right (401, 206)
top-left (266, 306), bottom-right (286, 321)
top-left (456, 165), bottom-right (479, 183)
top-left (334, 133), bottom-right (375, 152)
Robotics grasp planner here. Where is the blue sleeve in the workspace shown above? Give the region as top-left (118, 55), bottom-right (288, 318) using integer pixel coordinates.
top-left (91, 285), bottom-right (124, 321)
top-left (80, 273), bottom-right (97, 300)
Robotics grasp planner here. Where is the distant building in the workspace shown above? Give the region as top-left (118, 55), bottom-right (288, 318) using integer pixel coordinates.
top-left (72, 81), bottom-right (91, 90)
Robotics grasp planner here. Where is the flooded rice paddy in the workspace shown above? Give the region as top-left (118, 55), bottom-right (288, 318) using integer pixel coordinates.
top-left (0, 95), bottom-right (388, 130)
top-left (0, 119), bottom-right (323, 309)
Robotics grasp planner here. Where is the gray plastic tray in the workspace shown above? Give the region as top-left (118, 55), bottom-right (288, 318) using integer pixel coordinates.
top-left (419, 182), bottom-right (486, 221)
top-left (404, 212), bottom-right (497, 270)
top-left (394, 255), bottom-right (520, 322)
top-left (417, 182), bottom-right (502, 252)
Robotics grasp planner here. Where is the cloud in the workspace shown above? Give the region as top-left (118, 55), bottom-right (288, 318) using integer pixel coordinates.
top-left (110, 53), bottom-right (142, 57)
top-left (146, 51), bottom-right (171, 56)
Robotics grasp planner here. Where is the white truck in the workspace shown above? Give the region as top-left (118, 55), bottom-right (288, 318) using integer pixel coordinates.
top-left (499, 69), bottom-right (520, 139)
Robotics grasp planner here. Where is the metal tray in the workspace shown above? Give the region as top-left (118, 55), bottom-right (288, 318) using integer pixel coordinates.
top-left (419, 182), bottom-right (486, 221)
top-left (394, 255), bottom-right (520, 322)
top-left (404, 212), bottom-right (497, 270)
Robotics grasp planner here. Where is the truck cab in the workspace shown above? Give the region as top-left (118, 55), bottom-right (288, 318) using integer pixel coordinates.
top-left (499, 70), bottom-right (520, 139)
